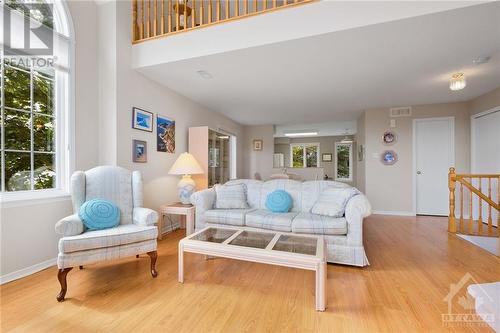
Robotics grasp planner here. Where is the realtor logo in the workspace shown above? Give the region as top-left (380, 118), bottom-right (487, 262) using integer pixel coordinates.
top-left (442, 272), bottom-right (495, 328)
top-left (2, 3), bottom-right (54, 56)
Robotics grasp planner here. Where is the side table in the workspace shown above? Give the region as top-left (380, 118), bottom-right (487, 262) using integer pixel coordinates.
top-left (158, 203), bottom-right (195, 240)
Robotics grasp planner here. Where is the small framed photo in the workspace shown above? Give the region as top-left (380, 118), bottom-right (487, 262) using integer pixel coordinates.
top-left (156, 114), bottom-right (175, 153)
top-left (132, 107), bottom-right (153, 132)
top-left (253, 139), bottom-right (263, 151)
top-left (322, 153), bottom-right (332, 162)
top-left (132, 140), bottom-right (147, 163)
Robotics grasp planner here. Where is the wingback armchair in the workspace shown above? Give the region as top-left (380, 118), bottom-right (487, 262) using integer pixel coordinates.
top-left (55, 166), bottom-right (159, 302)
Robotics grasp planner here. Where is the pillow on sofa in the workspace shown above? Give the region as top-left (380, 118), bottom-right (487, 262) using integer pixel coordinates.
top-left (214, 183), bottom-right (249, 209)
top-left (311, 187), bottom-right (359, 217)
top-left (265, 190), bottom-right (292, 213)
top-left (79, 199), bottom-right (120, 230)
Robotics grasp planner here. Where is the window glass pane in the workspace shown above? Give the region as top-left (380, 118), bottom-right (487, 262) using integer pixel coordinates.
top-left (33, 74), bottom-right (54, 115)
top-left (5, 1), bottom-right (54, 29)
top-left (292, 145), bottom-right (304, 168)
top-left (34, 153), bottom-right (56, 189)
top-left (5, 151), bottom-right (31, 191)
top-left (4, 109), bottom-right (31, 150)
top-left (34, 114), bottom-right (55, 152)
top-left (306, 145), bottom-right (318, 168)
top-left (336, 144), bottom-right (351, 179)
top-left (4, 66), bottom-right (30, 111)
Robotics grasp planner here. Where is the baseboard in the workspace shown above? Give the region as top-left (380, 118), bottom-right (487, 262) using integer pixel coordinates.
top-left (0, 258), bottom-right (56, 285)
top-left (372, 210), bottom-right (416, 216)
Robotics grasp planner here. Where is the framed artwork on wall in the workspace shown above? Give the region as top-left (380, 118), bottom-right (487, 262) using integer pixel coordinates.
top-left (381, 150), bottom-right (397, 165)
top-left (132, 107), bottom-right (153, 132)
top-left (382, 130), bottom-right (397, 145)
top-left (322, 153), bottom-right (332, 162)
top-left (132, 140), bottom-right (147, 163)
top-left (253, 139), bottom-right (263, 151)
top-left (156, 114), bottom-right (175, 153)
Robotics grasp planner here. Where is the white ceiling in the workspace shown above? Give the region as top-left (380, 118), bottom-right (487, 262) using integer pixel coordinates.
top-left (137, 2), bottom-right (500, 125)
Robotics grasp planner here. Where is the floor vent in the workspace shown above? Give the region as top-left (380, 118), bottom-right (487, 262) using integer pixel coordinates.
top-left (390, 106), bottom-right (412, 117)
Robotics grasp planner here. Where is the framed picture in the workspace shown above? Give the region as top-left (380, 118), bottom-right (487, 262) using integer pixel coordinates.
top-left (322, 153), bottom-right (332, 162)
top-left (132, 140), bottom-right (147, 163)
top-left (382, 130), bottom-right (397, 145)
top-left (381, 150), bottom-right (398, 165)
top-left (253, 139), bottom-right (263, 151)
top-left (156, 114), bottom-right (175, 153)
top-left (358, 144), bottom-right (365, 161)
top-left (132, 107), bottom-right (153, 132)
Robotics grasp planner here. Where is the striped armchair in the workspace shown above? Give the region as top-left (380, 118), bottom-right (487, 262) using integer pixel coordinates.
top-left (54, 166), bottom-right (159, 302)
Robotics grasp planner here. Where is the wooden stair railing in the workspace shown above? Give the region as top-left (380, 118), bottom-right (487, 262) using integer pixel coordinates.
top-left (132, 0), bottom-right (315, 43)
top-left (448, 167), bottom-right (500, 255)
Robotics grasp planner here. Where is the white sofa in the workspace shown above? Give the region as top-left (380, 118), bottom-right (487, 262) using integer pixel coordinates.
top-left (190, 179), bottom-right (371, 266)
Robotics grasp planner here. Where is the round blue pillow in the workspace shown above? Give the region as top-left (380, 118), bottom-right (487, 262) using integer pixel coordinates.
top-left (79, 199), bottom-right (120, 231)
top-left (265, 190), bottom-right (292, 213)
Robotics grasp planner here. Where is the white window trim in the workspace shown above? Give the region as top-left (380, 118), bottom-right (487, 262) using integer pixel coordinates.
top-left (334, 142), bottom-right (353, 182)
top-left (290, 143), bottom-right (320, 168)
top-left (0, 2), bottom-right (75, 204)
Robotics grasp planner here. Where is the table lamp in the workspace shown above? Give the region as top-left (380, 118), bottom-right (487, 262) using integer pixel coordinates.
top-left (168, 152), bottom-right (204, 204)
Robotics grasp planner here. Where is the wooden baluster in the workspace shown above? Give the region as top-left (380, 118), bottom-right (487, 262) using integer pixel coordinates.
top-left (448, 167), bottom-right (457, 233)
top-left (140, 0), bottom-right (145, 39)
top-left (488, 178), bottom-right (493, 235)
top-left (469, 178), bottom-right (473, 234)
top-left (225, 0), bottom-right (229, 19)
top-left (216, 0), bottom-right (220, 21)
top-left (244, 0), bottom-right (248, 14)
top-left (153, 0), bottom-right (157, 36)
top-left (192, 0), bottom-right (196, 27)
top-left (176, 0), bottom-right (180, 30)
top-left (263, 0), bottom-right (267, 10)
top-left (183, 0), bottom-right (187, 28)
top-left (161, 0), bottom-right (165, 34)
top-left (200, 0), bottom-right (204, 25)
top-left (168, 0), bottom-right (172, 32)
top-left (272, 0), bottom-right (276, 8)
top-left (460, 183), bottom-right (464, 232)
top-left (235, 0), bottom-right (239, 17)
top-left (208, 0), bottom-right (212, 23)
top-left (147, 0), bottom-right (151, 37)
top-left (133, 0), bottom-right (138, 41)
top-left (478, 177), bottom-right (483, 235)
top-left (283, 0), bottom-right (287, 5)
top-left (254, 0), bottom-right (257, 12)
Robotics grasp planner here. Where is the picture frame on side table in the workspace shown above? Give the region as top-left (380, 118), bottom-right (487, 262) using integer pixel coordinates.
top-left (132, 140), bottom-right (147, 163)
top-left (132, 107), bottom-right (153, 132)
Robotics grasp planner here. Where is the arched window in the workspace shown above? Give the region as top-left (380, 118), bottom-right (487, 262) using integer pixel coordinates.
top-left (1, 0), bottom-right (74, 198)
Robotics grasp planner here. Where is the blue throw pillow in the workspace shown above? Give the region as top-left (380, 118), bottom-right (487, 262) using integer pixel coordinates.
top-left (265, 190), bottom-right (292, 213)
top-left (79, 199), bottom-right (120, 231)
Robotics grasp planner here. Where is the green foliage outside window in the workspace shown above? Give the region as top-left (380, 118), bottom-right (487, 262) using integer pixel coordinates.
top-left (336, 144), bottom-right (351, 179)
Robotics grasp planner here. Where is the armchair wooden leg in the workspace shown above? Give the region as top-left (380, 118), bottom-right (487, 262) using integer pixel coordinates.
top-left (56, 267), bottom-right (73, 302)
top-left (79, 266), bottom-right (83, 270)
top-left (136, 255), bottom-right (139, 258)
top-left (147, 251), bottom-right (158, 278)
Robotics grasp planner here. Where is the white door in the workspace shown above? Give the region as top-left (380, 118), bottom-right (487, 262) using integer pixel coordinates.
top-left (415, 118), bottom-right (454, 215)
top-left (472, 109), bottom-right (500, 226)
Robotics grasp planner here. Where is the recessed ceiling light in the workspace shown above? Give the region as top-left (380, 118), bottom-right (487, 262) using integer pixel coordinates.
top-left (449, 73), bottom-right (466, 91)
top-left (196, 70), bottom-right (213, 79)
top-left (284, 131), bottom-right (318, 137)
top-left (473, 56), bottom-right (490, 66)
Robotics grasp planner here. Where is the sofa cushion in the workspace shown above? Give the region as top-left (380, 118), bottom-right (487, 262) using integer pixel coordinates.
top-left (205, 209), bottom-right (255, 226)
top-left (311, 187), bottom-right (359, 217)
top-left (58, 224), bottom-right (158, 253)
top-left (214, 183), bottom-right (249, 209)
top-left (265, 190), bottom-right (292, 213)
top-left (245, 209), bottom-right (298, 232)
top-left (292, 213), bottom-right (347, 235)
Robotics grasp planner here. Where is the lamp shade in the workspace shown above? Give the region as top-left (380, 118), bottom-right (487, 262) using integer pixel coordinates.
top-left (168, 152), bottom-right (203, 175)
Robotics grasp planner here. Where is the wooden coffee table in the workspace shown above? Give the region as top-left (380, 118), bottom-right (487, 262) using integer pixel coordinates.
top-left (178, 227), bottom-right (327, 311)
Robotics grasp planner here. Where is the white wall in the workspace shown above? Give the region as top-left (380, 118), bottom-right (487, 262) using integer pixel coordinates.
top-left (242, 125), bottom-right (275, 180)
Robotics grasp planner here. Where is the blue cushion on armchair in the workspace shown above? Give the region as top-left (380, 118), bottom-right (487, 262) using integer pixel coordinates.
top-left (79, 199), bottom-right (120, 230)
top-left (265, 190), bottom-right (292, 213)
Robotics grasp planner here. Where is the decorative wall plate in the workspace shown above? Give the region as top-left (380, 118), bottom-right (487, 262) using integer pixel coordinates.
top-left (382, 130), bottom-right (397, 145)
top-left (381, 150), bottom-right (398, 165)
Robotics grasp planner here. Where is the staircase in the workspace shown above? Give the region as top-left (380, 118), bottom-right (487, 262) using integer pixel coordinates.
top-left (448, 167), bottom-right (500, 255)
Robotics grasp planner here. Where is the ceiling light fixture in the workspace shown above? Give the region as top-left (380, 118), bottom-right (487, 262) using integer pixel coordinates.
top-left (284, 131), bottom-right (318, 137)
top-left (449, 73), bottom-right (466, 91)
top-left (473, 56), bottom-right (490, 66)
top-left (196, 70), bottom-right (213, 79)
top-left (340, 129), bottom-right (354, 143)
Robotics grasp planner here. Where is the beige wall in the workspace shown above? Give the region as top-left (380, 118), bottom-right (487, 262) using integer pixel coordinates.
top-left (361, 102), bottom-right (471, 213)
top-left (242, 125), bottom-right (275, 180)
top-left (355, 112), bottom-right (366, 193)
top-left (468, 87), bottom-right (500, 116)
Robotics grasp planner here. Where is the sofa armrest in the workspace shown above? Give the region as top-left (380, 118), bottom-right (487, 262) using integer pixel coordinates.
top-left (344, 194), bottom-right (371, 245)
top-left (190, 188), bottom-right (216, 230)
top-left (133, 207), bottom-right (159, 226)
top-left (55, 214), bottom-right (84, 237)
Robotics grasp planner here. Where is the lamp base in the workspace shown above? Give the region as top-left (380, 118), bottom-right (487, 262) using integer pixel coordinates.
top-left (178, 175), bottom-right (196, 205)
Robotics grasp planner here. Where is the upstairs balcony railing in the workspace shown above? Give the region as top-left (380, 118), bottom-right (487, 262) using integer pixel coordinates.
top-left (132, 0), bottom-right (314, 43)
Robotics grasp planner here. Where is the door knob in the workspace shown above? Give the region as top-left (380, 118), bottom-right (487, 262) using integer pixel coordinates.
top-left (417, 171), bottom-right (422, 175)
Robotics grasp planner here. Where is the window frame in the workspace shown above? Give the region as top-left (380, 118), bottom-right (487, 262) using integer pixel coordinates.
top-left (334, 142), bottom-right (353, 182)
top-left (0, 1), bottom-right (75, 204)
top-left (289, 143), bottom-right (320, 168)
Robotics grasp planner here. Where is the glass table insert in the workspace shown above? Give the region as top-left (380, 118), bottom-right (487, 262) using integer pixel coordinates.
top-left (229, 231), bottom-right (275, 249)
top-left (191, 228), bottom-right (237, 243)
top-left (272, 235), bottom-right (318, 255)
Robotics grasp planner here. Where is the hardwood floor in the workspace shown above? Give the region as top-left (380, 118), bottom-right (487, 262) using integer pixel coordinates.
top-left (1, 215), bottom-right (499, 332)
